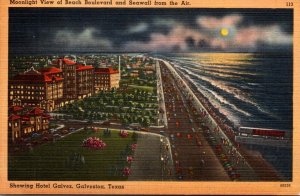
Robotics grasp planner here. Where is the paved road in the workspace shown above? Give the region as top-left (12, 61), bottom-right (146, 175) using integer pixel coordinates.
top-left (159, 61), bottom-right (230, 181)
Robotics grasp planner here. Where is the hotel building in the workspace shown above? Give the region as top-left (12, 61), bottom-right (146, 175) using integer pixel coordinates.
top-left (9, 67), bottom-right (64, 111)
top-left (53, 58), bottom-right (94, 99)
top-left (94, 67), bottom-right (120, 91)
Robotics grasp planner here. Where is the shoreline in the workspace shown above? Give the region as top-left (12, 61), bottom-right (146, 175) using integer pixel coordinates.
top-left (160, 59), bottom-right (283, 181)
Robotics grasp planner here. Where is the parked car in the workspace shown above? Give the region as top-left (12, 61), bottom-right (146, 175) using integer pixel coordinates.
top-left (42, 136), bottom-right (49, 141)
top-left (140, 128), bottom-right (149, 132)
top-left (31, 133), bottom-right (41, 139)
top-left (61, 129), bottom-right (69, 134)
top-left (69, 127), bottom-right (76, 132)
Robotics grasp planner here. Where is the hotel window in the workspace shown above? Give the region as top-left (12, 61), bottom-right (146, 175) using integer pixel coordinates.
top-left (9, 122), bottom-right (11, 127)
top-left (14, 122), bottom-right (18, 127)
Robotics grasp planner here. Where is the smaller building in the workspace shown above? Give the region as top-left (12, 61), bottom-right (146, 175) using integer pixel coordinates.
top-left (129, 70), bottom-right (139, 77)
top-left (144, 68), bottom-right (155, 75)
top-left (8, 106), bottom-right (51, 143)
top-left (144, 63), bottom-right (156, 71)
top-left (94, 67), bottom-right (120, 92)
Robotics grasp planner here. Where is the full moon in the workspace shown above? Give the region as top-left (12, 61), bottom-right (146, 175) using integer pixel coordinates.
top-left (220, 28), bottom-right (229, 37)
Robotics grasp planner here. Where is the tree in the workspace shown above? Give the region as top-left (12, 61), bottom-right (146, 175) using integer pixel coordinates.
top-left (139, 69), bottom-right (146, 79)
top-left (142, 117), bottom-right (151, 127)
top-left (121, 118), bottom-right (129, 125)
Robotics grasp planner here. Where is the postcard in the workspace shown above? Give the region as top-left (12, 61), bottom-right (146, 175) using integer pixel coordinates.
top-left (0, 0), bottom-right (299, 195)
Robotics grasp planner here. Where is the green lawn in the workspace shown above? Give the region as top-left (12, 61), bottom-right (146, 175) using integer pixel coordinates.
top-left (9, 129), bottom-right (136, 181)
top-left (128, 85), bottom-right (154, 93)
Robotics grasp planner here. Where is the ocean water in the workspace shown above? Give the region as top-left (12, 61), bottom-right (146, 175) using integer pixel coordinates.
top-left (163, 52), bottom-right (293, 180)
top-left (165, 52), bottom-right (293, 131)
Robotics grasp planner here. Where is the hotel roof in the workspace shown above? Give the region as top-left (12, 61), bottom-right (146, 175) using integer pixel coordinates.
top-left (11, 67), bottom-right (63, 83)
top-left (52, 58), bottom-right (77, 65)
top-left (48, 75), bottom-right (64, 82)
top-left (76, 64), bottom-right (94, 71)
top-left (21, 116), bottom-right (31, 121)
top-left (39, 67), bottom-right (63, 74)
top-left (27, 107), bottom-right (44, 116)
top-left (52, 58), bottom-right (94, 71)
top-left (8, 114), bottom-right (21, 121)
top-left (9, 105), bottom-right (23, 113)
top-left (95, 67), bottom-right (119, 74)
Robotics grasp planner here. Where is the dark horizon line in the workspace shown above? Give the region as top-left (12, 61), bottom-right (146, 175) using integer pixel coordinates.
top-left (9, 50), bottom-right (293, 56)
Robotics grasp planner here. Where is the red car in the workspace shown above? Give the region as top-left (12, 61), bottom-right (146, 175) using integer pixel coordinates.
top-left (176, 132), bottom-right (183, 138)
top-left (187, 134), bottom-right (193, 139)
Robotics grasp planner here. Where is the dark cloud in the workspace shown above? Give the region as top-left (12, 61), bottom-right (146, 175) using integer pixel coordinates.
top-left (9, 8), bottom-right (293, 54)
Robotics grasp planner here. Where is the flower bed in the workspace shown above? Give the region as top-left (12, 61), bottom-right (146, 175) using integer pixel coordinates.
top-left (131, 143), bottom-right (137, 151)
top-left (126, 155), bottom-right (133, 164)
top-left (82, 137), bottom-right (106, 150)
top-left (119, 130), bottom-right (129, 138)
top-left (122, 167), bottom-right (131, 176)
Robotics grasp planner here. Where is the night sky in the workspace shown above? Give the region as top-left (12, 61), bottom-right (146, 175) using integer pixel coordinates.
top-left (9, 8), bottom-right (293, 54)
